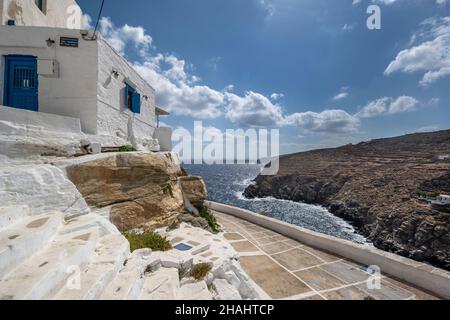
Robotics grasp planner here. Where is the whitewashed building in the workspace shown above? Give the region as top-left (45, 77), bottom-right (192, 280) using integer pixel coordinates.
top-left (0, 0), bottom-right (171, 152)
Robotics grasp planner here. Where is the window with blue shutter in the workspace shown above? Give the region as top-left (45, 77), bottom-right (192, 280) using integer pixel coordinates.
top-left (124, 82), bottom-right (141, 114)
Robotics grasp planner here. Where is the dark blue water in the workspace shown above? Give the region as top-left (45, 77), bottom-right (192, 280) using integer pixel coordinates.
top-left (184, 164), bottom-right (367, 244)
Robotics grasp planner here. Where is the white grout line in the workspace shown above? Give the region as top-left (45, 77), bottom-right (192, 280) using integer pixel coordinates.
top-left (290, 259), bottom-right (345, 273)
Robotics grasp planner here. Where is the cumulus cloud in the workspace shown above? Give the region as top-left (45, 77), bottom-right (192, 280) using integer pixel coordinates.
top-left (225, 91), bottom-right (285, 128)
top-left (356, 96), bottom-right (420, 118)
top-left (385, 17), bottom-right (450, 86)
top-left (133, 58), bottom-right (225, 119)
top-left (98, 17), bottom-right (363, 134)
top-left (284, 110), bottom-right (360, 134)
top-left (100, 17), bottom-right (152, 55)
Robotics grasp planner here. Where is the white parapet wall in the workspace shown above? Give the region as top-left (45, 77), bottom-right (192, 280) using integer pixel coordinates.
top-left (205, 201), bottom-right (450, 299)
top-left (154, 127), bottom-right (172, 152)
top-left (0, 105), bottom-right (82, 133)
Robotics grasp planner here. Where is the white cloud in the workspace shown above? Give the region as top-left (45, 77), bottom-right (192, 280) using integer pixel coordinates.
top-left (385, 17), bottom-right (450, 86)
top-left (82, 13), bottom-right (92, 30)
top-left (285, 110), bottom-right (360, 134)
top-left (342, 24), bottom-right (355, 32)
top-left (333, 92), bottom-right (349, 101)
top-left (99, 17), bottom-right (152, 55)
top-left (356, 96), bottom-right (420, 118)
top-left (389, 95), bottom-right (419, 114)
top-left (270, 93), bottom-right (284, 100)
top-left (417, 124), bottom-right (440, 133)
top-left (225, 91), bottom-right (284, 128)
top-left (133, 59), bottom-right (225, 119)
top-left (259, 0), bottom-right (276, 17)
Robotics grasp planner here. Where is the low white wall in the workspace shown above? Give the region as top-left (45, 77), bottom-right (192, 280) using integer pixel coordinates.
top-left (0, 105), bottom-right (82, 133)
top-left (0, 26), bottom-right (98, 134)
top-left (154, 127), bottom-right (172, 152)
top-left (206, 201), bottom-right (450, 299)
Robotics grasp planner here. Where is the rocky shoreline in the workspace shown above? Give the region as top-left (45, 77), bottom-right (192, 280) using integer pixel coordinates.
top-left (244, 130), bottom-right (450, 270)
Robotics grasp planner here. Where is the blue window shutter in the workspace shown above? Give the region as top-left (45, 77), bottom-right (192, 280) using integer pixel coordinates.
top-left (132, 91), bottom-right (141, 114)
top-left (125, 83), bottom-right (130, 107)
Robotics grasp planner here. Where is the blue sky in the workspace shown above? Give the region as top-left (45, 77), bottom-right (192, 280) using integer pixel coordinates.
top-left (77, 0), bottom-right (450, 155)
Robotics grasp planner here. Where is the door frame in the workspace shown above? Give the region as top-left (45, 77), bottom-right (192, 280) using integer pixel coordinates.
top-left (3, 54), bottom-right (39, 110)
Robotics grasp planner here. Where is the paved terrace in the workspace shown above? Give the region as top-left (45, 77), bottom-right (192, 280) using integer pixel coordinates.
top-left (213, 211), bottom-right (440, 300)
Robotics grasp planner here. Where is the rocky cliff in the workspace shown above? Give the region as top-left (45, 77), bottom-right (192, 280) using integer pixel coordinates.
top-left (244, 130), bottom-right (450, 270)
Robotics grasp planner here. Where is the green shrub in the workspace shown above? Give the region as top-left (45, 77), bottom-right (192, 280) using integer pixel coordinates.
top-left (123, 230), bottom-right (172, 252)
top-left (364, 296), bottom-right (376, 301)
top-left (199, 207), bottom-right (220, 233)
top-left (189, 263), bottom-right (212, 281)
top-left (119, 146), bottom-right (137, 152)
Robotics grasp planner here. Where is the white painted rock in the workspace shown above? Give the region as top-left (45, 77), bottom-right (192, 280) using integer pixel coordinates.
top-left (0, 165), bottom-right (90, 219)
top-left (140, 268), bottom-right (180, 300)
top-left (213, 279), bottom-right (242, 300)
top-left (179, 281), bottom-right (212, 300)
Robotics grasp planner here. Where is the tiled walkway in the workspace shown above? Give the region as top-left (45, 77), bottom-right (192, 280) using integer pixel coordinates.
top-left (213, 211), bottom-right (440, 300)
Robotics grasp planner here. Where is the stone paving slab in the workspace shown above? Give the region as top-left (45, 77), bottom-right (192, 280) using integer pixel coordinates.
top-left (239, 255), bottom-right (312, 299)
top-left (214, 211), bottom-right (441, 300)
top-left (273, 248), bottom-right (324, 271)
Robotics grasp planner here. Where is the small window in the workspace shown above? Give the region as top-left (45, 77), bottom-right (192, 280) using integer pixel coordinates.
top-left (35, 0), bottom-right (44, 13)
top-left (125, 83), bottom-right (141, 114)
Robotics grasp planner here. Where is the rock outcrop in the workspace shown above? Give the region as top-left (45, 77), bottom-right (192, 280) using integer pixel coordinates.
top-left (66, 152), bottom-right (186, 231)
top-left (244, 130), bottom-right (450, 270)
top-left (179, 176), bottom-right (208, 209)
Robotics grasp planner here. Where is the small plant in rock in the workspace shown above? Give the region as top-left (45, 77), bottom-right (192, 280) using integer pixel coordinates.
top-left (189, 263), bottom-right (212, 281)
top-left (178, 264), bottom-right (190, 281)
top-left (123, 230), bottom-right (172, 252)
top-left (207, 283), bottom-right (217, 294)
top-left (364, 296), bottom-right (376, 301)
top-left (119, 146), bottom-right (137, 152)
top-left (199, 207), bottom-right (220, 234)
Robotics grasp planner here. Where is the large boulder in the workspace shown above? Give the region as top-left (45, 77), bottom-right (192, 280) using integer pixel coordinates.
top-left (179, 176), bottom-right (208, 208)
top-left (66, 152), bottom-right (185, 231)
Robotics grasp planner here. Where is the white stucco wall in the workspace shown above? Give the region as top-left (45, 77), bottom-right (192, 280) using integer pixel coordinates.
top-left (97, 38), bottom-right (158, 150)
top-left (1, 0), bottom-right (82, 29)
top-left (0, 26), bottom-right (98, 133)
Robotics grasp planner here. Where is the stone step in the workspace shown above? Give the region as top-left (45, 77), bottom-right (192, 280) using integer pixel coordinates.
top-left (0, 206), bottom-right (30, 230)
top-left (0, 227), bottom-right (99, 300)
top-left (59, 213), bottom-right (118, 239)
top-left (100, 249), bottom-right (152, 300)
top-left (0, 213), bottom-right (62, 279)
top-left (52, 234), bottom-right (130, 300)
top-left (140, 268), bottom-right (180, 300)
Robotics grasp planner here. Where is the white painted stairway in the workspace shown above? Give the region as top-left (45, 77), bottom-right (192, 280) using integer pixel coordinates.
top-left (0, 206), bottom-right (212, 300)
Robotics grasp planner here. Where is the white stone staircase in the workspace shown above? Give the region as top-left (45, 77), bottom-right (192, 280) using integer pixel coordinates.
top-left (0, 206), bottom-right (250, 300)
top-left (0, 164), bottom-right (256, 300)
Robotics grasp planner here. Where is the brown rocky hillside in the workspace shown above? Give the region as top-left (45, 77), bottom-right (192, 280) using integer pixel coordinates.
top-left (244, 130), bottom-right (450, 270)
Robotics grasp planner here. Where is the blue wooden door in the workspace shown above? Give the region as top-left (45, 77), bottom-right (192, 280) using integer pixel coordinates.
top-left (4, 55), bottom-right (39, 111)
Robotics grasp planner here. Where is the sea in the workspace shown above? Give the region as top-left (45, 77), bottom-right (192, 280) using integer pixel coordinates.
top-left (183, 163), bottom-right (367, 244)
